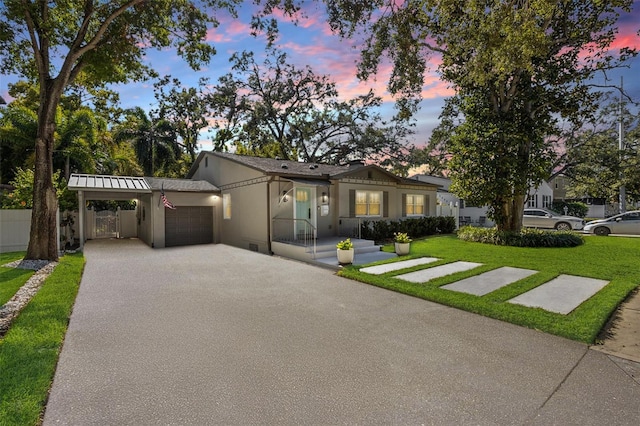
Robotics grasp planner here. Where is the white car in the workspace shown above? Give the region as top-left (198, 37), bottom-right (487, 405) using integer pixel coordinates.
top-left (522, 208), bottom-right (585, 231)
top-left (583, 211), bottom-right (640, 236)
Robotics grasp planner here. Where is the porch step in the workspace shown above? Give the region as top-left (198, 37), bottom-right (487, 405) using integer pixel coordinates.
top-left (311, 239), bottom-right (383, 259)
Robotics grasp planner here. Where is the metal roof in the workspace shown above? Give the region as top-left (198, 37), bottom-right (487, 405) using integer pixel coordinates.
top-left (68, 174), bottom-right (151, 192)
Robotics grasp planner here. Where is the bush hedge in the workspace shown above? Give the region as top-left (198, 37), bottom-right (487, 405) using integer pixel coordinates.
top-left (457, 226), bottom-right (584, 247)
top-left (360, 216), bottom-right (456, 242)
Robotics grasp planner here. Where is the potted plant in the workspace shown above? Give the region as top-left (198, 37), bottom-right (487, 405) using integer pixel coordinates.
top-left (336, 238), bottom-right (355, 264)
top-left (394, 232), bottom-right (412, 255)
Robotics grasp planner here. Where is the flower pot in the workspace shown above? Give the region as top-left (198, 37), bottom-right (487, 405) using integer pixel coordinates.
top-left (395, 242), bottom-right (411, 256)
top-left (337, 248), bottom-right (354, 265)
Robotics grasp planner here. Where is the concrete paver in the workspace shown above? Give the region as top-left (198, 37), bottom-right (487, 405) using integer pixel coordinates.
top-left (43, 240), bottom-right (640, 425)
top-left (395, 261), bottom-right (482, 283)
top-left (441, 266), bottom-right (538, 296)
top-left (359, 257), bottom-right (440, 275)
top-left (509, 274), bottom-right (609, 314)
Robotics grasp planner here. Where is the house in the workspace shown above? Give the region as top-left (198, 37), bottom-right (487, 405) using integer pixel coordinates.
top-left (69, 152), bottom-right (439, 263)
top-left (187, 151), bottom-right (439, 261)
top-left (411, 174), bottom-right (554, 227)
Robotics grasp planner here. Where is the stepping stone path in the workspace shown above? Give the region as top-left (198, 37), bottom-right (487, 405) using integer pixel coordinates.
top-left (395, 261), bottom-right (483, 283)
top-left (360, 257), bottom-right (610, 315)
top-left (441, 267), bottom-right (538, 296)
top-left (359, 257), bottom-right (440, 275)
top-left (508, 274), bottom-right (609, 315)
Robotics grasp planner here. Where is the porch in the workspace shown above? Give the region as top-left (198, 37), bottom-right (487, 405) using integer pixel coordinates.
top-left (271, 236), bottom-right (397, 268)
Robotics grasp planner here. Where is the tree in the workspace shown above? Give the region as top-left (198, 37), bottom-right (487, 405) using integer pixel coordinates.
top-left (0, 104), bottom-right (37, 184)
top-left (0, 0), bottom-right (240, 260)
top-left (560, 102), bottom-right (640, 204)
top-left (209, 48), bottom-right (409, 164)
top-left (153, 75), bottom-right (210, 162)
top-left (113, 107), bottom-right (182, 177)
top-left (324, 0), bottom-right (637, 231)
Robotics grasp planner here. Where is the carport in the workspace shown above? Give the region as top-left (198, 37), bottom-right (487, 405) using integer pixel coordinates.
top-left (68, 174), bottom-right (151, 250)
top-left (68, 174), bottom-right (221, 250)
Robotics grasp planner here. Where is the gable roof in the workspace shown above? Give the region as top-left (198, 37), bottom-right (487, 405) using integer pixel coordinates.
top-left (204, 151), bottom-right (346, 178)
top-left (145, 177), bottom-right (219, 193)
top-left (188, 151), bottom-right (437, 186)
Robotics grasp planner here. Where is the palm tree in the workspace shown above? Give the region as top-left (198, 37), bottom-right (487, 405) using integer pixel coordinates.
top-left (0, 105), bottom-right (37, 184)
top-left (54, 107), bottom-right (106, 180)
top-left (114, 107), bottom-right (182, 176)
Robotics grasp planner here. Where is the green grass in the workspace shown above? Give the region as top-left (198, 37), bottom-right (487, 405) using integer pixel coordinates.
top-left (0, 252), bottom-right (85, 426)
top-left (339, 235), bottom-right (640, 344)
top-left (1, 252), bottom-right (35, 306)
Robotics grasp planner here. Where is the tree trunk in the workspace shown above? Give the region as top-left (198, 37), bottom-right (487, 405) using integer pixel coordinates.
top-left (496, 194), bottom-right (526, 232)
top-left (25, 81), bottom-right (61, 261)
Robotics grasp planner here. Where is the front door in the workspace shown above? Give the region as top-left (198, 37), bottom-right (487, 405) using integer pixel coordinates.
top-left (294, 187), bottom-right (314, 240)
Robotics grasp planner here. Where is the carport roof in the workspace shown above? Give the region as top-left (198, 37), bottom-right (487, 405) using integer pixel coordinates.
top-left (68, 174), bottom-right (151, 192)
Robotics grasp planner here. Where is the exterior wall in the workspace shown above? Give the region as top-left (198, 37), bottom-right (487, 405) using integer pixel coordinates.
top-left (119, 210), bottom-right (138, 238)
top-left (192, 153), bottom-right (270, 253)
top-left (335, 180), bottom-right (437, 221)
top-left (137, 194), bottom-right (153, 247)
top-left (526, 181), bottom-right (554, 209)
top-left (222, 181), bottom-right (270, 253)
top-left (143, 191), bottom-right (219, 249)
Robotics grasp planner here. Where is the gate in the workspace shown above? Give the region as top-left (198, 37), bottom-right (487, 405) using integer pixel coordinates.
top-left (95, 210), bottom-right (118, 238)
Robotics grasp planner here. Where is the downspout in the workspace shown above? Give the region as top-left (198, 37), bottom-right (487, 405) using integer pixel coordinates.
top-left (267, 176), bottom-right (273, 254)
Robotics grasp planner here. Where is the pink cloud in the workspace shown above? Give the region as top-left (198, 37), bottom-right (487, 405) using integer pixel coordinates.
top-left (206, 19), bottom-right (253, 43)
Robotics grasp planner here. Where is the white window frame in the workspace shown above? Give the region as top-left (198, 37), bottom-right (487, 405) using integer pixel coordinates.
top-left (355, 190), bottom-right (382, 217)
top-left (405, 194), bottom-right (425, 216)
top-left (223, 193), bottom-right (231, 219)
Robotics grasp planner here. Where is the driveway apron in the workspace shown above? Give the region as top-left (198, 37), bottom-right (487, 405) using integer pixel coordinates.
top-left (44, 239), bottom-right (640, 425)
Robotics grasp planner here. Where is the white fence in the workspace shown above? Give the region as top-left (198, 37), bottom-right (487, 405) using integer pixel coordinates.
top-left (0, 209), bottom-right (63, 254)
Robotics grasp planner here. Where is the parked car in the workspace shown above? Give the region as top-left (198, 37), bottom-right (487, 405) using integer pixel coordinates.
top-left (583, 210), bottom-right (640, 236)
top-left (522, 208), bottom-right (585, 231)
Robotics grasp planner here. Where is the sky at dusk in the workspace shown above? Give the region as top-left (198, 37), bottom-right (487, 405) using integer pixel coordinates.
top-left (1, 1), bottom-right (639, 153)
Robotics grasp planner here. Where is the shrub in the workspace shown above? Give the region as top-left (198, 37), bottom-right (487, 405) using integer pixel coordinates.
top-left (551, 201), bottom-right (589, 218)
top-left (457, 226), bottom-right (584, 248)
top-left (360, 216), bottom-right (456, 242)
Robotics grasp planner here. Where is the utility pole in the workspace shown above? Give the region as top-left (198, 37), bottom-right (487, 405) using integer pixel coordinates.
top-left (619, 76), bottom-right (626, 213)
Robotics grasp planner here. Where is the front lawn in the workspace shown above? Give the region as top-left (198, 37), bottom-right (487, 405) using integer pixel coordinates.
top-left (0, 252), bottom-right (85, 426)
top-left (339, 235), bottom-right (640, 343)
top-left (1, 252), bottom-right (34, 306)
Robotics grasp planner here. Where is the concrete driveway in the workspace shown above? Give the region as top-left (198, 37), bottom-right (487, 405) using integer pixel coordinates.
top-left (44, 239), bottom-right (640, 425)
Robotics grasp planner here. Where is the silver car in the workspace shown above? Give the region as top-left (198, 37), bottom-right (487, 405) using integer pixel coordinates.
top-left (522, 208), bottom-right (585, 231)
top-left (583, 210), bottom-right (640, 236)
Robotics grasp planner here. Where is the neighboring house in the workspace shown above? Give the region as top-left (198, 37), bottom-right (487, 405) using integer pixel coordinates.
top-left (412, 174), bottom-right (554, 227)
top-left (548, 174), bottom-right (613, 218)
top-left (68, 152), bottom-right (439, 262)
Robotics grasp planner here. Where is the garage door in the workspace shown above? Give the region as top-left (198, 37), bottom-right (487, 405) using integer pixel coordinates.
top-left (165, 206), bottom-right (213, 247)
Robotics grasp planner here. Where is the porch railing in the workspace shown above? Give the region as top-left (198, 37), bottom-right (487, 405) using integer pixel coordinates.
top-left (338, 217), bottom-right (362, 239)
top-left (272, 218), bottom-right (317, 256)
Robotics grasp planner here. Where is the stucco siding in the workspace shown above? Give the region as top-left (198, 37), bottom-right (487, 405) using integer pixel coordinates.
top-left (221, 182), bottom-right (270, 254)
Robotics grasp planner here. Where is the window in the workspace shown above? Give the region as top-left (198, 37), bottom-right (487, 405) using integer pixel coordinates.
top-left (406, 194), bottom-right (424, 216)
top-left (223, 193), bottom-right (231, 219)
top-left (355, 190), bottom-right (381, 216)
top-left (527, 194), bottom-right (538, 208)
top-left (542, 195), bottom-right (552, 208)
